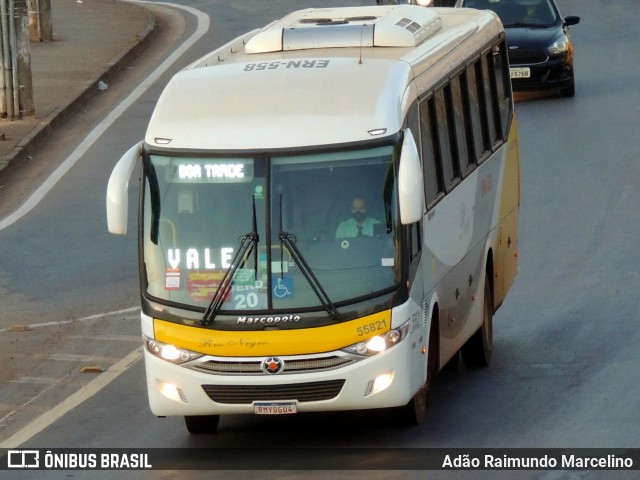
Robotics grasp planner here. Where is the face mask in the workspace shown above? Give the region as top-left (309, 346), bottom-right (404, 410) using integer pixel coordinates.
top-left (353, 211), bottom-right (367, 223)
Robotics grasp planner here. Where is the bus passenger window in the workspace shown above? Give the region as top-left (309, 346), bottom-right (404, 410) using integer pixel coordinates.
top-left (409, 221), bottom-right (421, 261)
top-left (481, 51), bottom-right (499, 148)
top-left (493, 41), bottom-right (512, 140)
top-left (407, 102), bottom-right (421, 154)
top-left (451, 73), bottom-right (473, 175)
top-left (419, 96), bottom-right (444, 208)
top-left (434, 87), bottom-right (460, 191)
top-left (467, 60), bottom-right (490, 162)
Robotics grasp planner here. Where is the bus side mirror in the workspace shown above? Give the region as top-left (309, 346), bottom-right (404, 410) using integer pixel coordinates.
top-left (106, 142), bottom-right (143, 235)
top-left (398, 129), bottom-right (424, 225)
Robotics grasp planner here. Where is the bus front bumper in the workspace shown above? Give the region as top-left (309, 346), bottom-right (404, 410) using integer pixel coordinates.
top-left (144, 339), bottom-right (422, 417)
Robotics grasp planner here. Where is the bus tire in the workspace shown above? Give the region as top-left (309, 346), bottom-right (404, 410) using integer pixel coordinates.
top-left (397, 313), bottom-right (438, 425)
top-left (461, 273), bottom-right (493, 368)
top-left (397, 383), bottom-right (428, 426)
top-left (184, 415), bottom-right (220, 434)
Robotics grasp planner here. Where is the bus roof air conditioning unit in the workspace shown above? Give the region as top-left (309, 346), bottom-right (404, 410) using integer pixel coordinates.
top-left (245, 5), bottom-right (442, 54)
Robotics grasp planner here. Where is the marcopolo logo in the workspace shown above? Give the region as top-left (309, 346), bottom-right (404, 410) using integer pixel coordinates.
top-left (237, 315), bottom-right (300, 325)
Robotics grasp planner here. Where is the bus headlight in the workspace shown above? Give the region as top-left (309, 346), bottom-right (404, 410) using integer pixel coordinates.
top-left (144, 336), bottom-right (202, 364)
top-left (342, 322), bottom-right (410, 357)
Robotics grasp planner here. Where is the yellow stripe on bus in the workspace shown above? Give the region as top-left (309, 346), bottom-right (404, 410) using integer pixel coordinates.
top-left (154, 310), bottom-right (392, 357)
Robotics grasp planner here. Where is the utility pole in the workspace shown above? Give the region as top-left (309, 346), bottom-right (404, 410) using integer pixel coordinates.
top-left (27, 0), bottom-right (52, 42)
top-left (16, 0), bottom-right (32, 116)
top-left (0, 0), bottom-right (34, 119)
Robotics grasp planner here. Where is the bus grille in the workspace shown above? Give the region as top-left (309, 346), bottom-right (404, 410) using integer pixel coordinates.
top-left (202, 380), bottom-right (345, 404)
top-left (193, 356), bottom-right (354, 375)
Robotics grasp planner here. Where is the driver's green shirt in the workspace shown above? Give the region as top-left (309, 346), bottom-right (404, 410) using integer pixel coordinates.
top-left (335, 217), bottom-right (380, 238)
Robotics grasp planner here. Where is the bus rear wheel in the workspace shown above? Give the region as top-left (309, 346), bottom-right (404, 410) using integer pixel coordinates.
top-left (461, 273), bottom-right (493, 368)
top-left (184, 415), bottom-right (220, 434)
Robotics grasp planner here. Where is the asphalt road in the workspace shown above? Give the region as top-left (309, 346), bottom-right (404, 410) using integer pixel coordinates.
top-left (1, 0), bottom-right (640, 478)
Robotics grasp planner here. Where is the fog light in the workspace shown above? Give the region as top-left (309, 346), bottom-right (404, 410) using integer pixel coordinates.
top-left (157, 380), bottom-right (188, 404)
top-left (365, 370), bottom-right (395, 396)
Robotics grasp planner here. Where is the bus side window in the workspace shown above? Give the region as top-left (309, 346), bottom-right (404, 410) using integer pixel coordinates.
top-left (409, 221), bottom-right (422, 262)
top-left (493, 40), bottom-right (512, 140)
top-left (450, 72), bottom-right (474, 176)
top-left (434, 87), bottom-right (460, 192)
top-left (406, 102), bottom-right (426, 261)
top-left (419, 96), bottom-right (444, 208)
top-left (407, 101), bottom-right (421, 156)
top-left (481, 50), bottom-right (500, 149)
top-left (467, 59), bottom-right (490, 163)
top-left (406, 218), bottom-right (422, 284)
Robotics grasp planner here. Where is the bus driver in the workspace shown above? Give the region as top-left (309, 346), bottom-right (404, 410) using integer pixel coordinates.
top-left (335, 196), bottom-right (381, 238)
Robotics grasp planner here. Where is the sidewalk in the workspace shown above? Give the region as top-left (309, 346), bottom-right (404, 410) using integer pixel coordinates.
top-left (0, 0), bottom-right (156, 172)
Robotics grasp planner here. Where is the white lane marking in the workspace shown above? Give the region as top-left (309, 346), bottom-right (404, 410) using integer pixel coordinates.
top-left (0, 374), bottom-right (69, 428)
top-left (9, 377), bottom-right (61, 385)
top-left (0, 306), bottom-right (142, 436)
top-left (0, 1), bottom-right (209, 447)
top-left (0, 306), bottom-right (141, 333)
top-left (0, 1), bottom-right (210, 232)
top-left (68, 334), bottom-right (141, 342)
top-left (0, 347), bottom-right (143, 448)
top-left (35, 353), bottom-right (121, 363)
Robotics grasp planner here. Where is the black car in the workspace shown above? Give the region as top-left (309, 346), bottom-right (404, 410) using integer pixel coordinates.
top-left (455, 0), bottom-right (579, 96)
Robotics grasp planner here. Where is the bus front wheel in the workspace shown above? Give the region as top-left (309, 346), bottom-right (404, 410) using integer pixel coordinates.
top-left (184, 415), bottom-right (220, 434)
top-left (397, 384), bottom-right (428, 426)
top-left (397, 313), bottom-right (438, 425)
top-left (461, 273), bottom-right (493, 368)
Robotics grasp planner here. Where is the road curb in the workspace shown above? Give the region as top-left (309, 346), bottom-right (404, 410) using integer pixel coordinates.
top-left (0, 6), bottom-right (158, 174)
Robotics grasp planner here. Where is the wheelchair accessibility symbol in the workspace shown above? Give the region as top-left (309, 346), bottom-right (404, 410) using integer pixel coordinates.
top-left (272, 277), bottom-right (293, 298)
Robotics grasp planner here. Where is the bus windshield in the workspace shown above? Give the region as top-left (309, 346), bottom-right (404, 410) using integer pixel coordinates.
top-left (142, 145), bottom-right (401, 315)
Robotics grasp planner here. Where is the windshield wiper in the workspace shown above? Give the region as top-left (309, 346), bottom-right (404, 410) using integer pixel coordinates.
top-left (201, 196), bottom-right (259, 326)
top-left (278, 195), bottom-right (340, 321)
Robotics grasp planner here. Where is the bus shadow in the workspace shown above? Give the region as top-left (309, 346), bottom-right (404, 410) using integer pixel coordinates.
top-left (174, 353), bottom-right (509, 449)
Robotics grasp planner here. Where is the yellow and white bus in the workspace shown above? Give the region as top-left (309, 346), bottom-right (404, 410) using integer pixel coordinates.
top-left (107, 4), bottom-right (519, 433)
